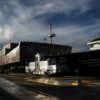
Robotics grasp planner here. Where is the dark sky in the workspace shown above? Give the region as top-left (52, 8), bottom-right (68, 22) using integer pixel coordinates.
top-left (0, 0), bottom-right (100, 52)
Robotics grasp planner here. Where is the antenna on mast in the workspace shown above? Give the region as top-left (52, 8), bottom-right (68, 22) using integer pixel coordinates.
top-left (48, 24), bottom-right (56, 44)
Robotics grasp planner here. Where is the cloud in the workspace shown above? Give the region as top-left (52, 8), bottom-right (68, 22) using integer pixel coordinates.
top-left (0, 0), bottom-right (100, 52)
top-left (54, 20), bottom-right (100, 52)
top-left (0, 11), bottom-right (4, 20)
top-left (0, 25), bottom-right (14, 41)
top-left (6, 0), bottom-right (92, 20)
top-left (32, 0), bottom-right (91, 17)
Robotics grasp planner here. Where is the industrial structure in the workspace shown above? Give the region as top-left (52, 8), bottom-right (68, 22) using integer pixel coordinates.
top-left (0, 37), bottom-right (100, 77)
top-left (45, 49), bottom-right (100, 76)
top-left (0, 41), bottom-right (71, 73)
top-left (45, 37), bottom-right (100, 77)
top-left (25, 37), bottom-right (100, 77)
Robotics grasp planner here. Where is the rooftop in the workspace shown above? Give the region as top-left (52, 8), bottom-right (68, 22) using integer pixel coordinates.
top-left (90, 37), bottom-right (100, 42)
top-left (20, 41), bottom-right (72, 49)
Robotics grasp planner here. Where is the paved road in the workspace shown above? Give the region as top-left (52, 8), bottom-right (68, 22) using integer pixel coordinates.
top-left (0, 74), bottom-right (100, 100)
top-left (0, 77), bottom-right (57, 100)
top-left (0, 88), bottom-right (21, 100)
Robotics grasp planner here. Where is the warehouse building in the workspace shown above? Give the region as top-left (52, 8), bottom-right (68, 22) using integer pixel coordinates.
top-left (0, 41), bottom-right (71, 73)
top-left (44, 37), bottom-right (100, 77)
top-left (67, 37), bottom-right (100, 76)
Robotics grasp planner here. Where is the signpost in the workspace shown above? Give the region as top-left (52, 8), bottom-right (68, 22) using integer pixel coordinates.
top-left (76, 68), bottom-right (81, 84)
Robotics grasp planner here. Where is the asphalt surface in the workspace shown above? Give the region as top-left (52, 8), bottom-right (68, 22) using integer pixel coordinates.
top-left (0, 74), bottom-right (100, 100)
top-left (20, 83), bottom-right (100, 100)
top-left (0, 77), bottom-right (57, 100)
top-left (0, 87), bottom-right (21, 100)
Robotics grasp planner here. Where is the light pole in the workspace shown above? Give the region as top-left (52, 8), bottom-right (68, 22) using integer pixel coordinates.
top-left (48, 24), bottom-right (56, 44)
top-left (0, 50), bottom-right (2, 73)
top-left (76, 68), bottom-right (81, 84)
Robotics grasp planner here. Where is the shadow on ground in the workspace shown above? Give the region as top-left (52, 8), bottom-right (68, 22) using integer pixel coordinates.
top-left (20, 84), bottom-right (100, 100)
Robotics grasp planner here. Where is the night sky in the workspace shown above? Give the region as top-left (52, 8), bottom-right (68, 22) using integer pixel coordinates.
top-left (0, 0), bottom-right (100, 52)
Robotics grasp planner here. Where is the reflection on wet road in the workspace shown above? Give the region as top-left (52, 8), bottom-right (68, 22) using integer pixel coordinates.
top-left (26, 77), bottom-right (74, 86)
top-left (0, 77), bottom-right (58, 100)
